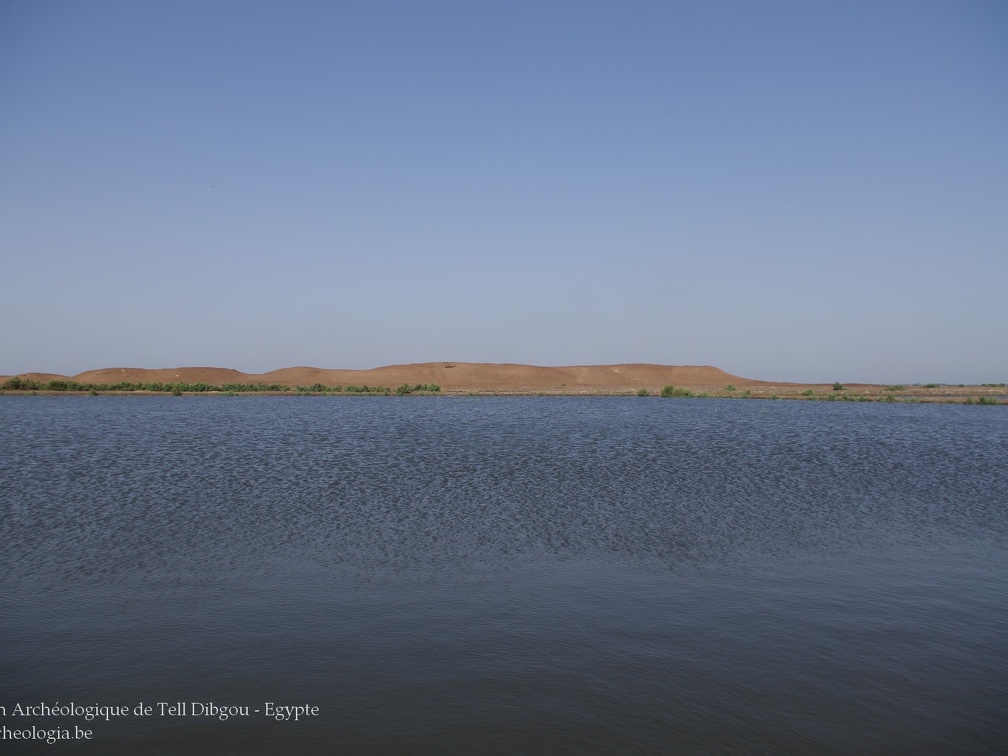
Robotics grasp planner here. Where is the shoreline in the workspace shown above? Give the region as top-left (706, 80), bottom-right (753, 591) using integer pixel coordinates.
top-left (1, 384), bottom-right (1004, 404)
top-left (1, 363), bottom-right (1004, 404)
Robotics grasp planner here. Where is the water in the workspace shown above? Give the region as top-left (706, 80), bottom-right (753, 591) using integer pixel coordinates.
top-left (1, 397), bottom-right (1005, 754)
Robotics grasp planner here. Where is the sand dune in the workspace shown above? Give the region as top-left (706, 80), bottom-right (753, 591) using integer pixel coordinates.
top-left (72, 367), bottom-right (249, 385)
top-left (4, 364), bottom-right (1003, 401)
top-left (261, 362), bottom-right (756, 391)
top-left (5, 363), bottom-right (757, 392)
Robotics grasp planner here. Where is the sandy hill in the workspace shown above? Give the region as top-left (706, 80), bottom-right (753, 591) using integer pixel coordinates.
top-left (72, 367), bottom-right (249, 385)
top-left (262, 363), bottom-right (754, 391)
top-left (3, 363), bottom-right (759, 392)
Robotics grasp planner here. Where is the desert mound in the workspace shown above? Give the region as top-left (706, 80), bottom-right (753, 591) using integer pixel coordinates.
top-left (259, 362), bottom-right (753, 391)
top-left (72, 367), bottom-right (248, 385)
top-left (5, 364), bottom-right (1002, 401)
top-left (3, 363), bottom-right (758, 393)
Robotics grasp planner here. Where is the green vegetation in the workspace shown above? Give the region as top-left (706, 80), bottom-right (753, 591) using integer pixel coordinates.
top-left (841, 392), bottom-right (871, 402)
top-left (219, 383), bottom-right (291, 393)
top-left (2, 377), bottom-right (42, 391)
top-left (294, 384), bottom-right (344, 395)
top-left (0, 377), bottom-right (303, 393)
top-left (974, 396), bottom-right (1000, 405)
top-left (1, 374), bottom-right (999, 404)
top-left (661, 385), bottom-right (694, 398)
top-left (0, 376), bottom-right (397, 395)
top-left (395, 383), bottom-right (442, 395)
top-left (344, 385), bottom-right (390, 395)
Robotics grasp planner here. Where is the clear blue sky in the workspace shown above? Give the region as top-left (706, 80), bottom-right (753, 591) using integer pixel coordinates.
top-left (2, 0), bottom-right (1006, 383)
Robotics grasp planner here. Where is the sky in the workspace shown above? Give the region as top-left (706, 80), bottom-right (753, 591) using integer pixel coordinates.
top-left (2, 0), bottom-right (1006, 383)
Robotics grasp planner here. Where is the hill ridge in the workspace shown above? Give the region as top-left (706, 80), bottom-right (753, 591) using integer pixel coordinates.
top-left (4, 362), bottom-right (760, 390)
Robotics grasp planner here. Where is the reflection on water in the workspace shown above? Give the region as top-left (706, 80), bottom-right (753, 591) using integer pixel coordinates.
top-left (1, 397), bottom-right (1006, 753)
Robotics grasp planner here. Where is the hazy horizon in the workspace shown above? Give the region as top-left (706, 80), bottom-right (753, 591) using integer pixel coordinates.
top-left (3, 1), bottom-right (1006, 385)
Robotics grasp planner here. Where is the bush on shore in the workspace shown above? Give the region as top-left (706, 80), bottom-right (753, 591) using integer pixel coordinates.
top-left (0, 376), bottom-right (295, 394)
top-left (396, 383), bottom-right (442, 395)
top-left (660, 385), bottom-right (694, 398)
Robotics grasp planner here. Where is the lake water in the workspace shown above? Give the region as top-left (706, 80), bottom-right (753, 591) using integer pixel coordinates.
top-left (1, 397), bottom-right (1005, 754)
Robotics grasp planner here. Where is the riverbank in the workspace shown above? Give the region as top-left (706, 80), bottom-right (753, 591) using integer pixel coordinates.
top-left (1, 363), bottom-right (1003, 403)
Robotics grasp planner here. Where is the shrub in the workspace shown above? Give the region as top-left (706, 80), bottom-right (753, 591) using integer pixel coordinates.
top-left (832, 382), bottom-right (845, 391)
top-left (661, 385), bottom-right (693, 398)
top-left (725, 384), bottom-right (736, 392)
top-left (397, 383), bottom-right (440, 394)
top-left (637, 388), bottom-right (649, 397)
top-left (2, 376), bottom-right (43, 391)
top-left (346, 384), bottom-right (389, 395)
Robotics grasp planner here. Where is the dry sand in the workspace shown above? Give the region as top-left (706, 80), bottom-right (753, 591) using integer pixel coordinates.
top-left (2, 363), bottom-right (1003, 401)
top-left (8, 363), bottom-right (751, 393)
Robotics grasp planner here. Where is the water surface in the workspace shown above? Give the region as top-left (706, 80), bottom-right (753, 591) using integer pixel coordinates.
top-left (1, 397), bottom-right (1005, 753)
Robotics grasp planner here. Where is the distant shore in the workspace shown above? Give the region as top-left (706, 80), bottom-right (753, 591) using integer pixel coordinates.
top-left (1, 363), bottom-right (1004, 403)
